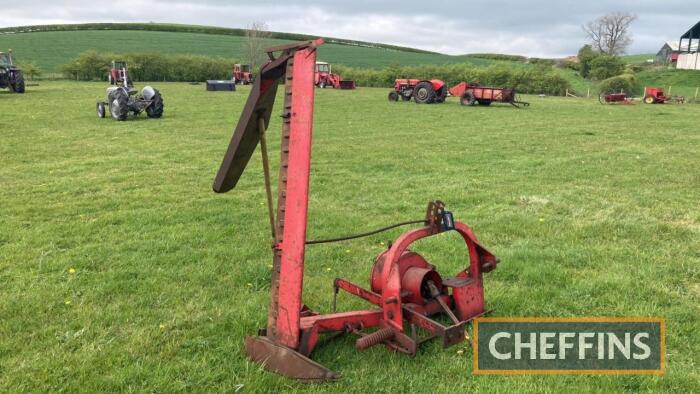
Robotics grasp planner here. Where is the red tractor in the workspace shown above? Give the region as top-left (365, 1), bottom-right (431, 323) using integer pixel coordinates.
top-left (388, 79), bottom-right (447, 104)
top-left (233, 64), bottom-right (254, 85)
top-left (314, 62), bottom-right (355, 89)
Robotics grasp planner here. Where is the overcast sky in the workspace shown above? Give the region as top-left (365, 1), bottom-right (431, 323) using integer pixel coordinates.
top-left (2, 1), bottom-right (699, 57)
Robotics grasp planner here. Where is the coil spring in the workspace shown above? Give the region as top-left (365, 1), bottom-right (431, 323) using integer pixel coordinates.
top-left (356, 328), bottom-right (395, 350)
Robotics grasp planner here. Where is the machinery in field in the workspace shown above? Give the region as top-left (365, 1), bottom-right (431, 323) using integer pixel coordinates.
top-left (0, 49), bottom-right (25, 93)
top-left (643, 87), bottom-right (685, 104)
top-left (314, 61), bottom-right (355, 89)
top-left (232, 64), bottom-right (254, 85)
top-left (213, 39), bottom-right (499, 381)
top-left (449, 82), bottom-right (529, 108)
top-left (599, 91), bottom-right (633, 105)
top-left (96, 60), bottom-right (164, 121)
top-left (388, 79), bottom-right (447, 103)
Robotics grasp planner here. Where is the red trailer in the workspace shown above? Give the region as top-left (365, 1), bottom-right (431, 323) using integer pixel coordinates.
top-left (599, 91), bottom-right (633, 105)
top-left (449, 82), bottom-right (529, 108)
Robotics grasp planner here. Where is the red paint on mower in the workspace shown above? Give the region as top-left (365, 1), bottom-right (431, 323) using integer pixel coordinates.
top-left (213, 39), bottom-right (499, 381)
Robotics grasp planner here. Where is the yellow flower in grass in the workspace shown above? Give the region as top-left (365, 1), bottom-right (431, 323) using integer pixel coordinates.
top-left (68, 268), bottom-right (76, 274)
top-left (65, 300), bottom-right (71, 305)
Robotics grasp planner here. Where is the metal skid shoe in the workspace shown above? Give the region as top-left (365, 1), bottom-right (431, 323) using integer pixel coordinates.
top-left (213, 39), bottom-right (499, 382)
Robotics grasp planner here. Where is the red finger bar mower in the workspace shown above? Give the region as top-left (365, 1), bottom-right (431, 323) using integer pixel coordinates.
top-left (213, 39), bottom-right (499, 381)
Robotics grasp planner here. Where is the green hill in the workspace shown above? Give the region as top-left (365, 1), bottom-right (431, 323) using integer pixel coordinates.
top-left (0, 24), bottom-right (493, 72)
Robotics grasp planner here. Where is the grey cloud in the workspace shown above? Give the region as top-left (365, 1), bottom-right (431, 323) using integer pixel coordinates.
top-left (2, 1), bottom-right (699, 56)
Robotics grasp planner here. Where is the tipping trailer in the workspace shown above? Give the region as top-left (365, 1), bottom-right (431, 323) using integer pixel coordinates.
top-left (449, 82), bottom-right (529, 108)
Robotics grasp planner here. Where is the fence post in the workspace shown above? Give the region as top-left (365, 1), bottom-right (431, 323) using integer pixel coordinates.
top-left (695, 87), bottom-right (698, 100)
top-left (587, 88), bottom-right (590, 98)
top-left (668, 86), bottom-right (672, 95)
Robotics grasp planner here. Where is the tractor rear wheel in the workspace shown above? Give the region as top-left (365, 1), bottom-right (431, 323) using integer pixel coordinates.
top-left (109, 88), bottom-right (129, 121)
top-left (146, 89), bottom-right (164, 118)
top-left (460, 91), bottom-right (476, 106)
top-left (11, 72), bottom-right (25, 93)
top-left (414, 81), bottom-right (436, 104)
top-left (388, 91), bottom-right (399, 102)
top-left (435, 85), bottom-right (447, 103)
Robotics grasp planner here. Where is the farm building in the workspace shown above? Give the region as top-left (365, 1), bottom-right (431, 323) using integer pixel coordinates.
top-left (656, 41), bottom-right (698, 65)
top-left (676, 20), bottom-right (700, 70)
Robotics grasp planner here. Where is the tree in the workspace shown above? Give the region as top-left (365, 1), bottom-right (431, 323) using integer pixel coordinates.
top-left (589, 55), bottom-right (625, 80)
top-left (577, 45), bottom-right (598, 78)
top-left (22, 63), bottom-right (42, 80)
top-left (583, 12), bottom-right (637, 55)
top-left (244, 22), bottom-right (272, 74)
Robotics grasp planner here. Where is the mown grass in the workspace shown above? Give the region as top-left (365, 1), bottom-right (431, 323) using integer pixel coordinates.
top-left (0, 30), bottom-right (492, 73)
top-left (0, 82), bottom-right (698, 392)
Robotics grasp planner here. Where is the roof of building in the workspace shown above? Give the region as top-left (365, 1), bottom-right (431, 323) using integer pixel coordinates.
top-left (680, 21), bottom-right (700, 39)
top-left (661, 41), bottom-right (699, 52)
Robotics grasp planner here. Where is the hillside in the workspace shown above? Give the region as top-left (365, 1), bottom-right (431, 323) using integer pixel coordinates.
top-left (0, 27), bottom-right (493, 72)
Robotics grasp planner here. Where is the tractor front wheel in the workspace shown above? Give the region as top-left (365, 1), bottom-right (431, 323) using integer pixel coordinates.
top-left (643, 95), bottom-right (655, 104)
top-left (146, 89), bottom-right (164, 118)
top-left (109, 89), bottom-right (129, 121)
top-left (460, 91), bottom-right (476, 106)
top-left (388, 91), bottom-right (399, 102)
top-left (414, 81), bottom-right (436, 104)
top-left (97, 102), bottom-right (106, 118)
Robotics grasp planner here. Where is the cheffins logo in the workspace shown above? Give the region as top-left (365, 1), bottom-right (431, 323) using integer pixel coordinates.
top-left (473, 317), bottom-right (664, 374)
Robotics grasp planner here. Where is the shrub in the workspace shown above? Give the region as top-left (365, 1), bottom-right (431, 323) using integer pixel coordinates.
top-left (589, 55), bottom-right (625, 80)
top-left (577, 45), bottom-right (598, 78)
top-left (597, 73), bottom-right (636, 94)
top-left (61, 51), bottom-right (235, 82)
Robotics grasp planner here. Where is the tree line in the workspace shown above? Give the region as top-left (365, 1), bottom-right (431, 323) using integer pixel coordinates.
top-left (59, 50), bottom-right (572, 95)
top-left (60, 51), bottom-right (236, 82)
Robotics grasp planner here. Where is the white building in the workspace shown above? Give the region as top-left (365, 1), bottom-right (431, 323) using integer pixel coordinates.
top-left (677, 21), bottom-right (700, 70)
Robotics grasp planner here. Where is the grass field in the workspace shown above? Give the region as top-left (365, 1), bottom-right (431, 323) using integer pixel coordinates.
top-left (0, 30), bottom-right (492, 72)
top-left (1, 82), bottom-right (699, 392)
top-left (622, 54), bottom-right (655, 64)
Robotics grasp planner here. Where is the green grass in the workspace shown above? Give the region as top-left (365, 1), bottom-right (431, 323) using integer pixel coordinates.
top-left (1, 82), bottom-right (699, 392)
top-left (0, 30), bottom-right (492, 73)
top-left (622, 54), bottom-right (655, 64)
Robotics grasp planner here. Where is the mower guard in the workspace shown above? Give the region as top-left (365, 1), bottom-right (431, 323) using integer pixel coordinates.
top-left (245, 336), bottom-right (338, 381)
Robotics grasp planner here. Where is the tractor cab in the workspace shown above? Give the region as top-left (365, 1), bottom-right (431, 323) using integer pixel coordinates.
top-left (109, 60), bottom-right (133, 88)
top-left (235, 64), bottom-right (250, 73)
top-left (0, 51), bottom-right (13, 66)
top-left (315, 61), bottom-right (331, 75)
